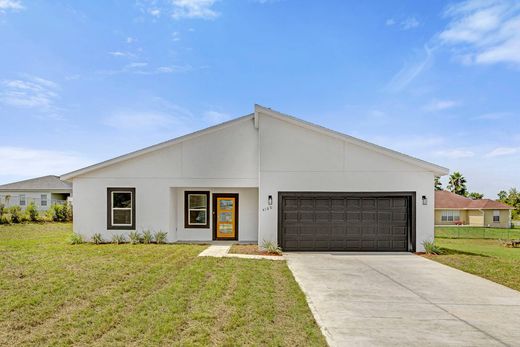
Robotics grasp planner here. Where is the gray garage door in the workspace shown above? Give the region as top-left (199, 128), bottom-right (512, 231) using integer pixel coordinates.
top-left (279, 192), bottom-right (414, 252)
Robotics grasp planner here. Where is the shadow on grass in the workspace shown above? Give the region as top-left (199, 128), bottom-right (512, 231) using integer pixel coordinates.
top-left (439, 247), bottom-right (490, 257)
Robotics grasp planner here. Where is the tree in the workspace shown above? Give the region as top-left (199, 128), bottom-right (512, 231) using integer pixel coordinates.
top-left (434, 177), bottom-right (442, 191)
top-left (447, 171), bottom-right (468, 197)
top-left (498, 188), bottom-right (520, 220)
top-left (468, 192), bottom-right (484, 200)
top-left (498, 190), bottom-right (508, 201)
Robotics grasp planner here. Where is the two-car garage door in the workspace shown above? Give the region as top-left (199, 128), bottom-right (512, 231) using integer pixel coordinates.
top-left (279, 192), bottom-right (414, 252)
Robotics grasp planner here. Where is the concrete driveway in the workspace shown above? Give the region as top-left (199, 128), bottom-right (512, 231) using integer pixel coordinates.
top-left (286, 253), bottom-right (520, 346)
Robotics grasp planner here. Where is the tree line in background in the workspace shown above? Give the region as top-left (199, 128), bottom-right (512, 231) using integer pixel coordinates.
top-left (435, 172), bottom-right (520, 220)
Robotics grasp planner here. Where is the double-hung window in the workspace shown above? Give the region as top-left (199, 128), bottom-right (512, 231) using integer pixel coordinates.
top-left (41, 194), bottom-right (47, 207)
top-left (19, 194), bottom-right (26, 206)
top-left (107, 188), bottom-right (135, 229)
top-left (441, 210), bottom-right (460, 222)
top-left (493, 210), bottom-right (500, 222)
top-left (185, 191), bottom-right (209, 228)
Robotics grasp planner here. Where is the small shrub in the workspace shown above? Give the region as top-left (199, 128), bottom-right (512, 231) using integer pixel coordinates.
top-left (19, 212), bottom-right (30, 223)
top-left (26, 202), bottom-right (39, 222)
top-left (70, 233), bottom-right (84, 244)
top-left (261, 240), bottom-right (282, 255)
top-left (8, 206), bottom-right (23, 223)
top-left (142, 230), bottom-right (153, 244)
top-left (112, 233), bottom-right (126, 244)
top-left (1, 213), bottom-right (13, 225)
top-left (129, 231), bottom-right (141, 244)
top-left (423, 240), bottom-right (442, 255)
top-left (39, 211), bottom-right (53, 223)
top-left (92, 233), bottom-right (104, 244)
top-left (154, 231), bottom-right (167, 244)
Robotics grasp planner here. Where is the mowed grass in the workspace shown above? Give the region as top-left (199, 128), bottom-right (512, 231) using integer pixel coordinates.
top-left (435, 226), bottom-right (520, 239)
top-left (425, 238), bottom-right (520, 292)
top-left (0, 223), bottom-right (326, 346)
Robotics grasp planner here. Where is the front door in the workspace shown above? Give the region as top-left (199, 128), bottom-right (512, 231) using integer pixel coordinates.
top-left (213, 193), bottom-right (238, 240)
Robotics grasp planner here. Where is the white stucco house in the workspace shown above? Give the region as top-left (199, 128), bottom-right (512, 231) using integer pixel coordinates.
top-left (61, 105), bottom-right (448, 252)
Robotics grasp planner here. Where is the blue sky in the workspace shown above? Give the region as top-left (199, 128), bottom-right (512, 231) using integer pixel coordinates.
top-left (0, 0), bottom-right (519, 198)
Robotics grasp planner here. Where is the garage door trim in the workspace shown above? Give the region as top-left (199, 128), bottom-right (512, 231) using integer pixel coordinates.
top-left (278, 192), bottom-right (416, 252)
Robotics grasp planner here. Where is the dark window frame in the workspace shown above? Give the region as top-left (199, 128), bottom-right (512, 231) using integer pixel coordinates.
top-left (493, 210), bottom-right (500, 222)
top-left (107, 187), bottom-right (136, 230)
top-left (184, 191), bottom-right (210, 229)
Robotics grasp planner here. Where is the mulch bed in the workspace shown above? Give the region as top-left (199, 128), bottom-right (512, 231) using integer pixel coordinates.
top-left (229, 244), bottom-right (282, 256)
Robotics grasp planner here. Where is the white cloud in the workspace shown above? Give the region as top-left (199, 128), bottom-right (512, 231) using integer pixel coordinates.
top-left (439, 0), bottom-right (520, 66)
top-left (385, 16), bottom-right (420, 30)
top-left (126, 37), bottom-right (136, 44)
top-left (0, 0), bottom-right (24, 13)
top-left (433, 148), bottom-right (475, 159)
top-left (109, 51), bottom-right (136, 58)
top-left (171, 0), bottom-right (219, 19)
top-left (172, 31), bottom-right (181, 41)
top-left (424, 99), bottom-right (460, 111)
top-left (485, 147), bottom-right (519, 157)
top-left (402, 16), bottom-right (420, 30)
top-left (0, 76), bottom-right (61, 117)
top-left (385, 45), bottom-right (434, 92)
top-left (203, 110), bottom-right (229, 124)
top-left (0, 146), bottom-right (93, 177)
top-left (148, 7), bottom-right (161, 17)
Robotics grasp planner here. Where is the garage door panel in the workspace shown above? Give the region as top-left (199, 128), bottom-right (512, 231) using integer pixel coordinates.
top-left (331, 212), bottom-right (345, 221)
top-left (315, 211), bottom-right (330, 222)
top-left (331, 198), bottom-right (345, 209)
top-left (347, 211), bottom-right (361, 221)
top-left (300, 211), bottom-right (314, 222)
top-left (315, 198), bottom-right (330, 209)
top-left (280, 193), bottom-right (412, 251)
top-left (283, 211), bottom-right (298, 223)
top-left (300, 198), bottom-right (314, 209)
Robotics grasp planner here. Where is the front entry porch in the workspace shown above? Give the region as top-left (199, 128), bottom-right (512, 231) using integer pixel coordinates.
top-left (170, 187), bottom-right (258, 243)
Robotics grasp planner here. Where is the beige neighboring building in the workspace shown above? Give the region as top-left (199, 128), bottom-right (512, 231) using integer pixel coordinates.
top-left (435, 191), bottom-right (513, 228)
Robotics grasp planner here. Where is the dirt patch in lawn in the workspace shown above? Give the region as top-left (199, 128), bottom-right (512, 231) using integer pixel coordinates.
top-left (229, 244), bottom-right (282, 256)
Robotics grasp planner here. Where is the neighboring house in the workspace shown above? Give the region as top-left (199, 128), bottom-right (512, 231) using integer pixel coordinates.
top-left (435, 190), bottom-right (513, 228)
top-left (0, 175), bottom-right (72, 211)
top-left (61, 105), bottom-right (448, 252)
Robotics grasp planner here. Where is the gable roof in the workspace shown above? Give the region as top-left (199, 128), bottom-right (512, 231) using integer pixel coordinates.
top-left (435, 191), bottom-right (513, 210)
top-left (254, 105), bottom-right (449, 176)
top-left (61, 114), bottom-right (254, 181)
top-left (0, 175), bottom-right (72, 192)
top-left (61, 104), bottom-right (449, 180)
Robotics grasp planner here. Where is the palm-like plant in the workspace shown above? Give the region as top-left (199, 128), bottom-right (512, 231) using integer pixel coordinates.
top-left (434, 177), bottom-right (442, 191)
top-left (447, 171), bottom-right (468, 196)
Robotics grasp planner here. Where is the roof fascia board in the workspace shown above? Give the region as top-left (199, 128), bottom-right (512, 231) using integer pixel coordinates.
top-left (61, 114), bottom-right (254, 181)
top-left (255, 105), bottom-right (449, 176)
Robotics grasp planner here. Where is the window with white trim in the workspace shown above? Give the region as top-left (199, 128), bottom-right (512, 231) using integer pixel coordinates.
top-left (107, 188), bottom-right (135, 229)
top-left (185, 191), bottom-right (209, 228)
top-left (41, 194), bottom-right (47, 206)
top-left (441, 210), bottom-right (460, 222)
top-left (19, 194), bottom-right (26, 206)
top-left (493, 210), bottom-right (500, 222)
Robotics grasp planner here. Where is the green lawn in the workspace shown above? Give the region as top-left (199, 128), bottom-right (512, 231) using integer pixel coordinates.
top-left (426, 238), bottom-right (520, 292)
top-left (0, 223), bottom-right (326, 346)
top-left (435, 226), bottom-right (520, 239)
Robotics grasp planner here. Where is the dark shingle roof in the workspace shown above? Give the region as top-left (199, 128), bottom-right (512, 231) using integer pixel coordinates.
top-left (0, 175), bottom-right (72, 191)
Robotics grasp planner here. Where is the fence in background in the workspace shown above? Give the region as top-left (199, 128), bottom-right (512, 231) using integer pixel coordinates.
top-left (435, 226), bottom-right (520, 240)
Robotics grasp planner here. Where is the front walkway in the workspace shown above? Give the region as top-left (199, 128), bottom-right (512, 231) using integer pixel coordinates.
top-left (198, 245), bottom-right (284, 260)
top-left (286, 253), bottom-right (520, 347)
